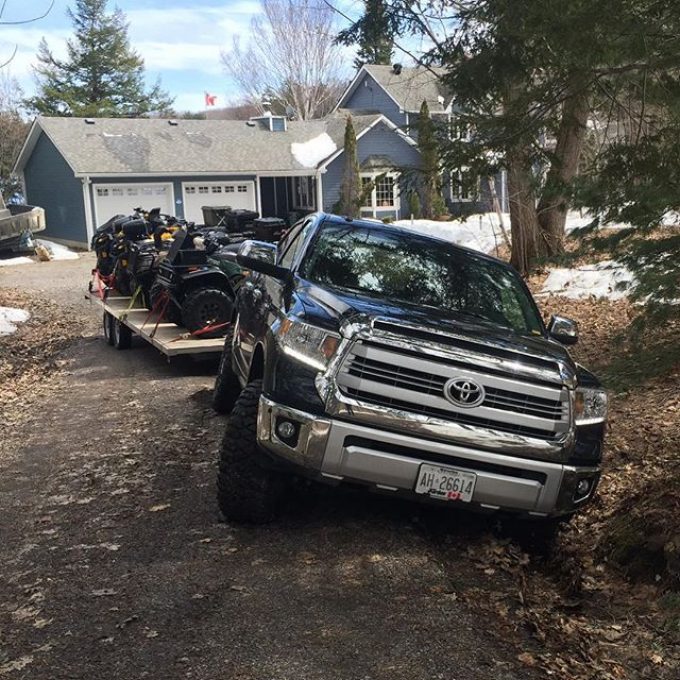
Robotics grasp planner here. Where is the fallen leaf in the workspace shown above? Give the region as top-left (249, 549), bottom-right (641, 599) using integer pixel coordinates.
top-left (149, 504), bottom-right (170, 512)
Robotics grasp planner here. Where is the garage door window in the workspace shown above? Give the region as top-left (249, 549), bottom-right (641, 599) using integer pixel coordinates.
top-left (186, 187), bottom-right (196, 194)
top-left (112, 188), bottom-right (123, 196)
top-left (225, 186), bottom-right (234, 193)
top-left (199, 186), bottom-right (209, 194)
top-left (238, 185), bottom-right (248, 192)
top-left (211, 186), bottom-right (222, 193)
top-left (97, 188), bottom-right (109, 197)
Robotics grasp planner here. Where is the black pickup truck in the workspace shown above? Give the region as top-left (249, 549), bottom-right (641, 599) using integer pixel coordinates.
top-left (213, 213), bottom-right (607, 532)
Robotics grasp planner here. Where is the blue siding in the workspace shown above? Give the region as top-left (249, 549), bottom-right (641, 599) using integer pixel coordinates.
top-left (23, 132), bottom-right (87, 245)
top-left (341, 74), bottom-right (407, 131)
top-left (322, 122), bottom-right (421, 218)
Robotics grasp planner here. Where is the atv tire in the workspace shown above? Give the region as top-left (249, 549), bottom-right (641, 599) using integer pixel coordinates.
top-left (149, 282), bottom-right (182, 324)
top-left (103, 312), bottom-right (114, 346)
top-left (112, 317), bottom-right (132, 350)
top-left (212, 324), bottom-right (241, 414)
top-left (217, 380), bottom-right (287, 523)
top-left (181, 287), bottom-right (233, 337)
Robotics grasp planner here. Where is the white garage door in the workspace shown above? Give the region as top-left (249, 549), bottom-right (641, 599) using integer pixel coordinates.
top-left (93, 183), bottom-right (174, 225)
top-left (182, 181), bottom-right (256, 224)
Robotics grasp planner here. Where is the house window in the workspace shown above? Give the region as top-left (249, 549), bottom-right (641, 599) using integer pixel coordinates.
top-left (360, 172), bottom-right (400, 218)
top-left (294, 177), bottom-right (315, 209)
top-left (96, 188), bottom-right (109, 197)
top-left (375, 176), bottom-right (395, 207)
top-left (450, 120), bottom-right (472, 141)
top-left (451, 169), bottom-right (478, 202)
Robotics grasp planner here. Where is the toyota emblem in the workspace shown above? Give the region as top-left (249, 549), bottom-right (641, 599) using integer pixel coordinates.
top-left (444, 377), bottom-right (485, 408)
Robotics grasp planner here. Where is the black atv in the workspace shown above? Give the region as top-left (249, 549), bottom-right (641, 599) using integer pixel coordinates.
top-left (153, 229), bottom-right (240, 337)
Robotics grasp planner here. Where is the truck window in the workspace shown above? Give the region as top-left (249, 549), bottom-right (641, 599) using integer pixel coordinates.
top-left (300, 223), bottom-right (543, 335)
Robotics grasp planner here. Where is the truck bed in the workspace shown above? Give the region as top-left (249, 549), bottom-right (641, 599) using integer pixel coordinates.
top-left (0, 204), bottom-right (46, 250)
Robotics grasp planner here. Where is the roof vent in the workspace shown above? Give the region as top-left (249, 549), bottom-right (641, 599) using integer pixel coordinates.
top-left (84, 118), bottom-right (96, 125)
top-left (168, 119), bottom-right (179, 126)
top-left (392, 63), bottom-right (402, 75)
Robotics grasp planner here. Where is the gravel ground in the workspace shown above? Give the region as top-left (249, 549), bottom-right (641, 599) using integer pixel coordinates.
top-left (0, 255), bottom-right (542, 679)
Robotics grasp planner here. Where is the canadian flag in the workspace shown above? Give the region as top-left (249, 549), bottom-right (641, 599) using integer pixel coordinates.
top-left (204, 92), bottom-right (217, 107)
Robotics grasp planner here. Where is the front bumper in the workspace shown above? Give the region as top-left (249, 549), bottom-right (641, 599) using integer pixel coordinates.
top-left (257, 396), bottom-right (600, 518)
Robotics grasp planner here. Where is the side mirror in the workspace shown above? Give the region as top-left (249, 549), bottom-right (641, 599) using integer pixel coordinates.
top-left (236, 240), bottom-right (290, 281)
top-left (548, 314), bottom-right (579, 345)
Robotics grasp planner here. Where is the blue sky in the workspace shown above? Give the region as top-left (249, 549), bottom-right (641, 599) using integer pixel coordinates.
top-left (0, 0), bottom-right (369, 112)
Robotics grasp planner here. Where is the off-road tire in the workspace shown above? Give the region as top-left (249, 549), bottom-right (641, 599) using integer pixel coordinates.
top-left (217, 380), bottom-right (287, 523)
top-left (149, 282), bottom-right (182, 324)
top-left (103, 312), bottom-right (114, 346)
top-left (181, 287), bottom-right (233, 337)
top-left (212, 325), bottom-right (241, 414)
top-left (112, 317), bottom-right (132, 350)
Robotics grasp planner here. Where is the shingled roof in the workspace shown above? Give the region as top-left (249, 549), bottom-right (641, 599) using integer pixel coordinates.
top-left (342, 65), bottom-right (452, 114)
top-left (15, 113), bottom-right (387, 176)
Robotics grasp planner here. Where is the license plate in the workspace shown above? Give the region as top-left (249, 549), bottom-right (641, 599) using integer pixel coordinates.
top-left (414, 464), bottom-right (476, 502)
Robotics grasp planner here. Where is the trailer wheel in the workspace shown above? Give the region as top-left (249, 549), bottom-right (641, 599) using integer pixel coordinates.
top-left (112, 317), bottom-right (132, 350)
top-left (217, 380), bottom-right (287, 523)
top-left (212, 324), bottom-right (241, 414)
top-left (103, 312), bottom-right (115, 346)
top-left (181, 287), bottom-right (233, 337)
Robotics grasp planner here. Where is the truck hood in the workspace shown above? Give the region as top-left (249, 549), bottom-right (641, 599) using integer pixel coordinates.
top-left (297, 282), bottom-right (586, 383)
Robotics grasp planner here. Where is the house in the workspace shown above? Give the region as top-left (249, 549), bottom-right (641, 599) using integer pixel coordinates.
top-left (13, 112), bottom-right (420, 248)
top-left (336, 64), bottom-right (509, 214)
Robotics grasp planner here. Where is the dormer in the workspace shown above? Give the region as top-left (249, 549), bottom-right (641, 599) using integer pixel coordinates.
top-left (249, 110), bottom-right (288, 132)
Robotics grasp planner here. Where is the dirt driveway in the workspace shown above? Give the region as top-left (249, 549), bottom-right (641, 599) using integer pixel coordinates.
top-left (1, 256), bottom-right (538, 679)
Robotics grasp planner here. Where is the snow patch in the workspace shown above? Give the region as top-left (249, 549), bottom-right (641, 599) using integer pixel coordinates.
top-left (36, 240), bottom-right (79, 261)
top-left (393, 213), bottom-right (510, 254)
top-left (0, 307), bottom-right (30, 336)
top-left (291, 133), bottom-right (337, 168)
top-left (540, 261), bottom-right (634, 300)
top-left (0, 255), bottom-right (34, 266)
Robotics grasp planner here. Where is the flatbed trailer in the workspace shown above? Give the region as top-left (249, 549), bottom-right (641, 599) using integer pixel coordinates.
top-left (86, 289), bottom-right (225, 358)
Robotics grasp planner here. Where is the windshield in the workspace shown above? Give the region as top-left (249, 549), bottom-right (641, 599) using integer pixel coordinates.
top-left (300, 223), bottom-right (544, 335)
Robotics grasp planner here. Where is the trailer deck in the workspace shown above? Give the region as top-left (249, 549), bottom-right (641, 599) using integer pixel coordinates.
top-left (86, 290), bottom-right (224, 357)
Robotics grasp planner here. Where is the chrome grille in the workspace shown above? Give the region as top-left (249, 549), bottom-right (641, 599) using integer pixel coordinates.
top-left (336, 339), bottom-right (570, 439)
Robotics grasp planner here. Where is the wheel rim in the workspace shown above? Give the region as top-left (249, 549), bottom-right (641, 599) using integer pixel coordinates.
top-left (198, 300), bottom-right (227, 326)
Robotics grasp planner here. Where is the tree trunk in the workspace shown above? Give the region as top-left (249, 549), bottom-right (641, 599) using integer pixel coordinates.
top-left (537, 84), bottom-right (590, 255)
top-left (507, 146), bottom-right (541, 277)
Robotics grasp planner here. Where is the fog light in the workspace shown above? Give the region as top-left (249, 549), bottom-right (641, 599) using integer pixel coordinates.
top-left (276, 420), bottom-right (296, 439)
top-left (576, 479), bottom-right (591, 497)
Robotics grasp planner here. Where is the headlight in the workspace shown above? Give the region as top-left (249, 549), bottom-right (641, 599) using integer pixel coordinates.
top-left (574, 387), bottom-right (608, 425)
top-left (277, 318), bottom-right (340, 372)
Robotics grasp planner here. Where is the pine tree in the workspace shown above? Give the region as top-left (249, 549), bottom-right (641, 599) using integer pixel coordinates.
top-left (338, 116), bottom-right (361, 217)
top-left (417, 101), bottom-right (446, 219)
top-left (336, 0), bottom-right (394, 69)
top-left (26, 0), bottom-right (173, 117)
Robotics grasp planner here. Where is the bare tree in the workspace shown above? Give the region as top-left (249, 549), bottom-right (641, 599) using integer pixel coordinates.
top-left (0, 72), bottom-right (28, 199)
top-left (221, 0), bottom-right (348, 120)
